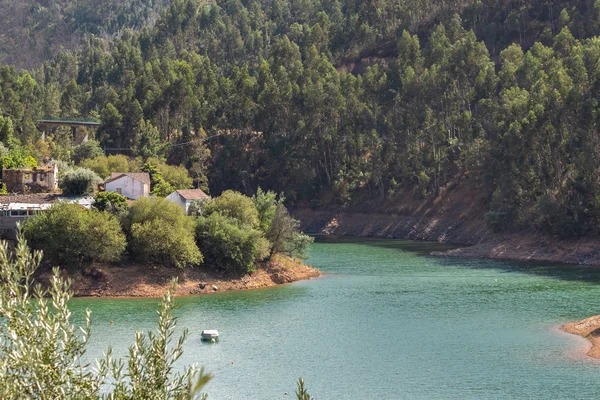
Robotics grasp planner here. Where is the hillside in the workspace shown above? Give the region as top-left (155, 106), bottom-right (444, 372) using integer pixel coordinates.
top-left (2, 0), bottom-right (600, 241)
top-left (0, 0), bottom-right (171, 69)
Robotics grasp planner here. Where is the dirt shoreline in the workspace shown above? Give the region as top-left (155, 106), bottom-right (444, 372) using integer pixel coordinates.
top-left (296, 208), bottom-right (600, 266)
top-left (563, 316), bottom-right (600, 359)
top-left (37, 255), bottom-right (320, 298)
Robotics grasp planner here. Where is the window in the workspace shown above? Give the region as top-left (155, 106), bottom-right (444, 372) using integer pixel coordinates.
top-left (116, 188), bottom-right (122, 195)
top-left (10, 210), bottom-right (27, 217)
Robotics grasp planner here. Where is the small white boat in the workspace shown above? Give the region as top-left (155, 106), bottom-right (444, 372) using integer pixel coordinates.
top-left (201, 329), bottom-right (219, 342)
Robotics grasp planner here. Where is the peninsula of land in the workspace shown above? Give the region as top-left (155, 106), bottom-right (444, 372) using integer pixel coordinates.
top-left (38, 255), bottom-right (320, 298)
top-left (563, 316), bottom-right (600, 360)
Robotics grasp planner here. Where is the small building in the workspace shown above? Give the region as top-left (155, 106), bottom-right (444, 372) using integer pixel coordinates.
top-left (2, 163), bottom-right (58, 193)
top-left (0, 194), bottom-right (93, 238)
top-left (166, 189), bottom-right (209, 215)
top-left (104, 173), bottom-right (151, 200)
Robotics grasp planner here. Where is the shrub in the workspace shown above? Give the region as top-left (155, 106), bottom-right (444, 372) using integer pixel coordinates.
top-left (535, 195), bottom-right (587, 238)
top-left (196, 213), bottom-right (267, 273)
top-left (267, 203), bottom-right (313, 259)
top-left (73, 140), bottom-right (104, 164)
top-left (204, 190), bottom-right (259, 229)
top-left (142, 163), bottom-right (174, 197)
top-left (59, 167), bottom-right (102, 196)
top-left (146, 157), bottom-right (193, 189)
top-left (93, 191), bottom-right (127, 214)
top-left (253, 188), bottom-right (278, 233)
top-left (80, 154), bottom-right (130, 179)
top-left (0, 235), bottom-right (211, 398)
top-left (484, 209), bottom-right (515, 233)
top-left (21, 203), bottom-right (126, 266)
top-left (123, 197), bottom-right (202, 268)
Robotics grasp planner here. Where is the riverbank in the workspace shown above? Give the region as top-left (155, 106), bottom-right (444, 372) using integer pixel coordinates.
top-left (36, 255), bottom-right (320, 297)
top-left (563, 316), bottom-right (600, 359)
top-left (295, 183), bottom-right (600, 266)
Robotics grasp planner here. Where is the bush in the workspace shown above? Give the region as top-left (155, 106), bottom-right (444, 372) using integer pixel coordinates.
top-left (123, 197), bottom-right (202, 268)
top-left (80, 154), bottom-right (130, 179)
top-left (196, 213), bottom-right (267, 273)
top-left (253, 188), bottom-right (278, 233)
top-left (59, 167), bottom-right (102, 196)
top-left (484, 209), bottom-right (515, 233)
top-left (267, 203), bottom-right (313, 259)
top-left (204, 190), bottom-right (259, 229)
top-left (146, 157), bottom-right (193, 189)
top-left (21, 203), bottom-right (126, 266)
top-left (0, 236), bottom-right (211, 398)
top-left (535, 195), bottom-right (587, 238)
top-left (142, 162), bottom-right (174, 197)
top-left (73, 140), bottom-right (104, 164)
top-left (93, 191), bottom-right (127, 214)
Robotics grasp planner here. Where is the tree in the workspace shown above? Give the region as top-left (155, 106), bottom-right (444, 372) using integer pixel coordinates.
top-left (21, 203), bottom-right (126, 266)
top-left (123, 197), bottom-right (202, 268)
top-left (142, 163), bottom-right (175, 197)
top-left (204, 190), bottom-right (260, 229)
top-left (80, 154), bottom-right (130, 179)
top-left (93, 191), bottom-right (127, 214)
top-left (134, 119), bottom-right (162, 160)
top-left (146, 157), bottom-right (193, 189)
top-left (253, 187), bottom-right (278, 233)
top-left (73, 140), bottom-right (104, 164)
top-left (267, 203), bottom-right (313, 259)
top-left (59, 167), bottom-right (102, 196)
top-left (0, 234), bottom-right (211, 399)
top-left (195, 212), bottom-right (267, 273)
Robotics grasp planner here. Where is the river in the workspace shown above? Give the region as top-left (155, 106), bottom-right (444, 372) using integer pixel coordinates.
top-left (71, 236), bottom-right (600, 399)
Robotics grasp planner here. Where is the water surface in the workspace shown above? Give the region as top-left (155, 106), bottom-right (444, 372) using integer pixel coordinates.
top-left (73, 237), bottom-right (600, 399)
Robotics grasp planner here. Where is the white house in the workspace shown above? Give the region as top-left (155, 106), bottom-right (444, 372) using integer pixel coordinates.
top-left (166, 189), bottom-right (209, 215)
top-left (104, 173), bottom-right (150, 200)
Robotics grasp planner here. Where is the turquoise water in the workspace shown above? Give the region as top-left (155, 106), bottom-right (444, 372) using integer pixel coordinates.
top-left (72, 237), bottom-right (600, 399)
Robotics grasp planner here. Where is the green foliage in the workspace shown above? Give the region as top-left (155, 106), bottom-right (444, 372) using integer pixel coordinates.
top-left (59, 167), bottom-right (102, 196)
top-left (188, 198), bottom-right (210, 217)
top-left (142, 163), bottom-right (175, 197)
top-left (7, 0), bottom-right (600, 239)
top-left (0, 147), bottom-right (36, 170)
top-left (195, 213), bottom-right (266, 274)
top-left (123, 197), bottom-right (202, 268)
top-left (0, 116), bottom-right (14, 144)
top-left (80, 154), bottom-right (131, 179)
top-left (484, 210), bottom-right (515, 233)
top-left (267, 203), bottom-right (314, 259)
top-left (205, 190), bottom-right (260, 229)
top-left (21, 203), bottom-right (126, 266)
top-left (0, 237), bottom-right (98, 398)
top-left (74, 140), bottom-right (104, 164)
top-left (146, 157), bottom-right (193, 190)
top-left (134, 120), bottom-right (162, 160)
top-left (296, 378), bottom-right (311, 400)
top-left (93, 191), bottom-right (128, 214)
top-left (0, 234), bottom-right (210, 399)
top-left (253, 188), bottom-right (279, 233)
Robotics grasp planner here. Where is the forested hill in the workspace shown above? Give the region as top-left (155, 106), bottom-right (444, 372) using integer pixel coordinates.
top-left (0, 0), bottom-right (171, 69)
top-left (3, 0), bottom-right (600, 238)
